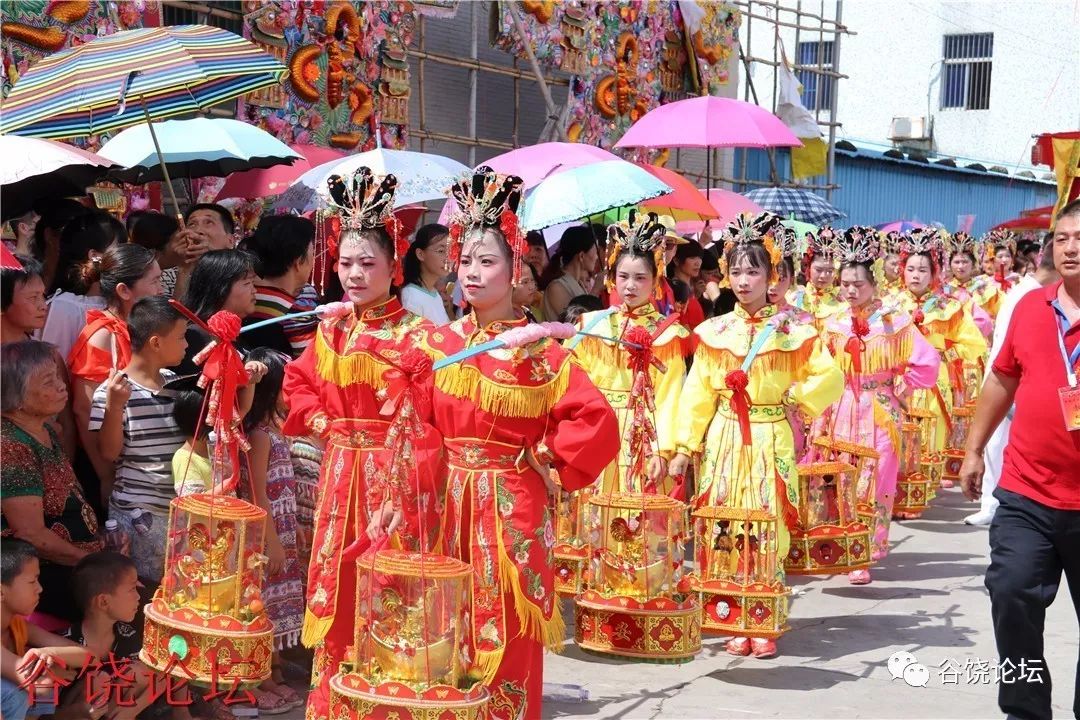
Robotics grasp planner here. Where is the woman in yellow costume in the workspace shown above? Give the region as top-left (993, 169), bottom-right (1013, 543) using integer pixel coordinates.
top-left (945, 232), bottom-right (1005, 322)
top-left (669, 213), bottom-right (843, 659)
top-left (574, 210), bottom-right (688, 495)
top-left (787, 226), bottom-right (847, 329)
top-left (893, 228), bottom-right (987, 491)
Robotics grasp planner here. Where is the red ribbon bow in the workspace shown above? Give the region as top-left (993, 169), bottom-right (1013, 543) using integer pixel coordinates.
top-left (994, 266), bottom-right (1012, 293)
top-left (845, 314), bottom-right (871, 376)
top-left (725, 368), bottom-right (753, 446)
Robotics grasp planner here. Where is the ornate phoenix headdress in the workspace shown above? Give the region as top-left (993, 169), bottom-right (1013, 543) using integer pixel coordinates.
top-left (948, 231), bottom-right (983, 260)
top-left (605, 209), bottom-right (667, 293)
top-left (803, 225), bottom-right (839, 271)
top-left (835, 225), bottom-right (881, 265)
top-left (900, 227), bottom-right (947, 274)
top-left (879, 230), bottom-right (903, 257)
top-left (717, 212), bottom-right (784, 285)
top-left (446, 166), bottom-right (526, 283)
top-left (322, 166), bottom-right (409, 284)
top-left (981, 228), bottom-right (1018, 263)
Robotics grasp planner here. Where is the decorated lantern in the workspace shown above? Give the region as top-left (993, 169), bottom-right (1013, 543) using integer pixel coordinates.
top-left (682, 507), bottom-right (789, 639)
top-left (942, 405), bottom-right (974, 483)
top-left (813, 438), bottom-right (879, 529)
top-left (784, 456), bottom-right (872, 575)
top-left (909, 406), bottom-right (945, 497)
top-left (554, 472), bottom-right (591, 596)
top-left (141, 494), bottom-right (273, 687)
top-left (575, 492), bottom-right (700, 662)
top-left (894, 415), bottom-right (930, 517)
top-left (329, 550), bottom-right (488, 719)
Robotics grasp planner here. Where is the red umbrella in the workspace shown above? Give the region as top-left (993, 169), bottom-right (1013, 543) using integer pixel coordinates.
top-left (1, 245), bottom-right (23, 271)
top-left (636, 163), bottom-right (717, 220)
top-left (215, 143), bottom-right (346, 201)
top-left (1020, 205), bottom-right (1054, 216)
top-left (993, 215), bottom-right (1053, 231)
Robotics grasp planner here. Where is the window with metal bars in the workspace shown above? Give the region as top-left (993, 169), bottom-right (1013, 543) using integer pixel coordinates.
top-left (796, 40), bottom-right (835, 112)
top-left (941, 33), bottom-right (993, 110)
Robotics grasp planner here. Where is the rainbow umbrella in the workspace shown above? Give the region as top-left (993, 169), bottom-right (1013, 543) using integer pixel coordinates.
top-left (1, 26), bottom-right (286, 139)
top-left (874, 220), bottom-right (926, 233)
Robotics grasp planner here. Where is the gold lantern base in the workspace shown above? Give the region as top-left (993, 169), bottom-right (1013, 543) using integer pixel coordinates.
top-left (140, 596), bottom-right (273, 688)
top-left (942, 449), bottom-right (965, 482)
top-left (920, 454), bottom-right (944, 498)
top-left (328, 670), bottom-right (489, 720)
top-left (856, 501), bottom-right (875, 528)
top-left (554, 543), bottom-right (589, 596)
top-left (679, 575), bottom-right (790, 639)
top-left (894, 472), bottom-right (930, 517)
top-left (784, 523), bottom-right (872, 575)
top-left (574, 590), bottom-right (700, 662)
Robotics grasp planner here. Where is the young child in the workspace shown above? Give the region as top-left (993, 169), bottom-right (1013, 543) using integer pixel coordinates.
top-left (89, 296), bottom-right (188, 587)
top-left (561, 293), bottom-right (604, 326)
top-left (239, 348), bottom-right (304, 712)
top-left (65, 552), bottom-right (152, 719)
top-left (167, 378), bottom-right (215, 497)
top-left (1, 539), bottom-right (99, 720)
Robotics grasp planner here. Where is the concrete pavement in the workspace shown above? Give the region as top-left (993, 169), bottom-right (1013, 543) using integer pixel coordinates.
top-left (543, 488), bottom-right (1079, 719)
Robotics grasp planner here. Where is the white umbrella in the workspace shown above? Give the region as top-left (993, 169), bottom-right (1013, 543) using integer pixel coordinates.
top-left (276, 148), bottom-right (469, 213)
top-left (0, 135), bottom-right (116, 220)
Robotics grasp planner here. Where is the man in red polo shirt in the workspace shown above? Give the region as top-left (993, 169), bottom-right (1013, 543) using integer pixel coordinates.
top-left (961, 199), bottom-right (1080, 720)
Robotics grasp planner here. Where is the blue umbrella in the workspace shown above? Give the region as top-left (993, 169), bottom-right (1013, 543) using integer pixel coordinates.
top-left (98, 117), bottom-right (300, 184)
top-left (518, 160), bottom-right (672, 231)
top-left (744, 187), bottom-right (844, 226)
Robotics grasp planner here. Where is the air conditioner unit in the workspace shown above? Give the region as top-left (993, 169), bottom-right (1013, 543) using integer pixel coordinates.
top-left (889, 116), bottom-right (931, 141)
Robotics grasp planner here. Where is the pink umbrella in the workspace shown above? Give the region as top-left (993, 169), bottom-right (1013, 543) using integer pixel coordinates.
top-left (614, 97), bottom-right (802, 150)
top-left (437, 142), bottom-right (620, 224)
top-left (675, 189), bottom-right (764, 234)
top-left (482, 142), bottom-right (619, 188)
top-left (215, 143), bottom-right (346, 201)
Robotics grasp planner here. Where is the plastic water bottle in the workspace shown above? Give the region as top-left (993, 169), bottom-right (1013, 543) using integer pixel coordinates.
top-left (103, 519), bottom-right (130, 555)
top-left (130, 508), bottom-right (151, 536)
top-left (542, 682), bottom-right (589, 703)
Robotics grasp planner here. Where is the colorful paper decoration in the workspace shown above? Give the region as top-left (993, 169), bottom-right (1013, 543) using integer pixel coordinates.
top-left (491, 1), bottom-right (740, 149)
top-left (237, 1), bottom-right (415, 152)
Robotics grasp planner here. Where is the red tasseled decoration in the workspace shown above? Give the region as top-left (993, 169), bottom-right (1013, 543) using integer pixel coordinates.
top-left (776, 470), bottom-right (801, 533)
top-left (499, 209), bottom-right (525, 284)
top-left (447, 222), bottom-right (464, 268)
top-left (725, 369), bottom-right (753, 446)
top-left (913, 309), bottom-right (925, 327)
top-left (384, 214), bottom-right (409, 287)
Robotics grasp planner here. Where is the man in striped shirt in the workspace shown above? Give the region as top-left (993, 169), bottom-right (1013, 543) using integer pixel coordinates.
top-left (241, 215), bottom-right (317, 359)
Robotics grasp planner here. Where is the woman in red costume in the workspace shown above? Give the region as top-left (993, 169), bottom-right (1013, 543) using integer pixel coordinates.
top-left (424, 168), bottom-right (619, 720)
top-left (281, 168), bottom-right (440, 720)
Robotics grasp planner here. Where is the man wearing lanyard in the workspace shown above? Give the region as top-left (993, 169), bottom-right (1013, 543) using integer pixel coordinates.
top-left (961, 199), bottom-right (1080, 720)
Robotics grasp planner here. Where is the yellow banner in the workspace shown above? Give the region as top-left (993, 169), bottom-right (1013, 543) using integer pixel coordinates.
top-left (792, 136), bottom-right (827, 179)
top-left (1051, 138), bottom-right (1080, 225)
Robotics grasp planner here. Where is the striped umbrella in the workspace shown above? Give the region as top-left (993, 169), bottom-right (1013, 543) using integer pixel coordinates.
top-left (1, 25), bottom-right (286, 139)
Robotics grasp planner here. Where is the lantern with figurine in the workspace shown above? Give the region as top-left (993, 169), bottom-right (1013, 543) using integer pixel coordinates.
top-left (141, 494), bottom-right (274, 686)
top-left (894, 412), bottom-right (931, 516)
top-left (909, 406), bottom-right (945, 498)
top-left (783, 456), bottom-right (872, 575)
top-left (942, 405), bottom-right (974, 482)
top-left (575, 492), bottom-right (700, 662)
top-left (328, 550), bottom-right (488, 720)
top-left (553, 472), bottom-right (592, 597)
top-left (813, 438), bottom-right (879, 528)
top-left (682, 507), bottom-right (790, 639)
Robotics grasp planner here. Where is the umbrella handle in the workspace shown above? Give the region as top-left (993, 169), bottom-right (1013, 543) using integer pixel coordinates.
top-left (139, 95), bottom-right (184, 223)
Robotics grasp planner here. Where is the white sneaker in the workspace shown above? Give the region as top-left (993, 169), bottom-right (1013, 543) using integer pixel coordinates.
top-left (964, 510), bottom-right (994, 526)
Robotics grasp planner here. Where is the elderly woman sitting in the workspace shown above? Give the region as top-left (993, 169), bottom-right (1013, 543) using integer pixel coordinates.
top-left (0, 340), bottom-right (103, 620)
